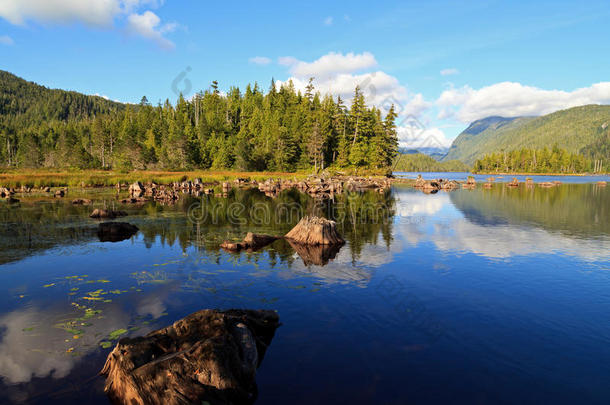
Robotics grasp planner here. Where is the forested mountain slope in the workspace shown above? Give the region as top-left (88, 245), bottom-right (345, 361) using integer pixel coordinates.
top-left (444, 105), bottom-right (610, 165)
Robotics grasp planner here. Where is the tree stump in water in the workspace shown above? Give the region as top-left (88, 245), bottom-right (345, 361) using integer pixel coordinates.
top-left (284, 216), bottom-right (345, 245)
top-left (101, 309), bottom-right (280, 405)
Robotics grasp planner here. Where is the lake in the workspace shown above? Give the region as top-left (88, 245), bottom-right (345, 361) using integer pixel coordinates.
top-left (0, 176), bottom-right (609, 404)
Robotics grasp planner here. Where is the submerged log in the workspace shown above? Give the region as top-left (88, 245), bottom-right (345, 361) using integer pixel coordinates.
top-left (98, 222), bottom-right (139, 242)
top-left (101, 309), bottom-right (280, 405)
top-left (221, 232), bottom-right (280, 252)
top-left (284, 216), bottom-right (345, 245)
top-left (90, 208), bottom-right (128, 219)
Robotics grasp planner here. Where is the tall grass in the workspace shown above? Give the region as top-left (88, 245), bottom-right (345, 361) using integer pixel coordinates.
top-left (0, 169), bottom-right (316, 188)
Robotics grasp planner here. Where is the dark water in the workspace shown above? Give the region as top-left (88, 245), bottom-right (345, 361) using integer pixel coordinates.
top-left (0, 180), bottom-right (609, 404)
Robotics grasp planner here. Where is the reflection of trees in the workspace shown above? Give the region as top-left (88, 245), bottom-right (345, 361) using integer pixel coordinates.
top-left (449, 184), bottom-right (610, 238)
top-left (0, 189), bottom-right (398, 267)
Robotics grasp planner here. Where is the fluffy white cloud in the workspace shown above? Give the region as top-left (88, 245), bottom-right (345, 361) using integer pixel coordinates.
top-left (437, 81), bottom-right (610, 123)
top-left (0, 34), bottom-right (14, 45)
top-left (276, 52), bottom-right (424, 118)
top-left (282, 51), bottom-right (377, 80)
top-left (249, 56), bottom-right (272, 65)
top-left (440, 68), bottom-right (458, 76)
top-left (398, 126), bottom-right (453, 149)
top-left (0, 0), bottom-right (175, 49)
top-left (0, 0), bottom-right (159, 26)
top-left (126, 10), bottom-right (175, 50)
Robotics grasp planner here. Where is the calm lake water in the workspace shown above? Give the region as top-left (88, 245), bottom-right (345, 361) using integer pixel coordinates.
top-left (0, 177), bottom-right (609, 404)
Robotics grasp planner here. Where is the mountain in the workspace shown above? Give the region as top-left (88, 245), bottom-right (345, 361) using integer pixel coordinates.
top-left (399, 146), bottom-right (449, 160)
top-left (0, 70), bottom-right (125, 125)
top-left (443, 105), bottom-right (610, 165)
top-left (394, 152), bottom-right (469, 172)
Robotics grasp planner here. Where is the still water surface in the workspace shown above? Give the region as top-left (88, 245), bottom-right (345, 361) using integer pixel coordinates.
top-left (0, 178), bottom-right (608, 404)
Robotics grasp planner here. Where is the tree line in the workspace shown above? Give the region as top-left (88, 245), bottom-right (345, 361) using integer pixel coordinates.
top-left (472, 146), bottom-right (596, 174)
top-left (0, 71), bottom-right (399, 172)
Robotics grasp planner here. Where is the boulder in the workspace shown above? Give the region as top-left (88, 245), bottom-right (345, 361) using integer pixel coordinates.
top-left (539, 182), bottom-right (555, 188)
top-left (221, 232), bottom-right (280, 252)
top-left (284, 216), bottom-right (345, 246)
top-left (507, 178), bottom-right (519, 187)
top-left (597, 181), bottom-right (607, 187)
top-left (54, 190), bottom-right (65, 198)
top-left (72, 198), bottom-right (92, 205)
top-left (90, 209), bottom-right (128, 219)
top-left (100, 309), bottom-right (279, 405)
top-left (98, 222), bottom-right (139, 242)
top-left (129, 182), bottom-right (144, 197)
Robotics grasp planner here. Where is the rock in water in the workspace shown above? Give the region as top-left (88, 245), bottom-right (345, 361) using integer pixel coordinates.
top-left (221, 232), bottom-right (279, 252)
top-left (98, 222), bottom-right (139, 242)
top-left (90, 209), bottom-right (128, 219)
top-left (100, 309), bottom-right (280, 405)
top-left (284, 216), bottom-right (345, 245)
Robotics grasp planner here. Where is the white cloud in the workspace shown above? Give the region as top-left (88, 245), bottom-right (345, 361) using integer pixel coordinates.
top-left (249, 56), bottom-right (272, 65)
top-left (0, 0), bottom-right (175, 49)
top-left (440, 68), bottom-right (458, 76)
top-left (278, 56), bottom-right (298, 66)
top-left (126, 10), bottom-right (175, 50)
top-left (276, 51), bottom-right (431, 123)
top-left (398, 126), bottom-right (453, 149)
top-left (437, 81), bottom-right (610, 123)
top-left (324, 16), bottom-right (333, 26)
top-left (284, 51), bottom-right (377, 80)
top-left (0, 34), bottom-right (14, 45)
top-left (0, 0), bottom-right (160, 26)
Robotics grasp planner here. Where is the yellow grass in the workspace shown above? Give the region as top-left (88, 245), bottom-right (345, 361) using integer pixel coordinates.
top-left (0, 169), bottom-right (314, 188)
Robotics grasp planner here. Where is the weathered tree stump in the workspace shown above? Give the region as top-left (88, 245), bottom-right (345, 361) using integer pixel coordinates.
top-left (284, 216), bottom-right (345, 245)
top-left (100, 309), bottom-right (280, 405)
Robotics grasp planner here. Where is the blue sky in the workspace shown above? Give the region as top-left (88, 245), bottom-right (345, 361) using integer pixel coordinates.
top-left (1, 0), bottom-right (610, 147)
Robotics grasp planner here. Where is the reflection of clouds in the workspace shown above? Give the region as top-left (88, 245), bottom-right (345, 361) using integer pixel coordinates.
top-left (389, 188), bottom-right (610, 261)
top-left (394, 191), bottom-right (447, 217)
top-left (430, 219), bottom-right (610, 260)
top-left (0, 305), bottom-right (129, 384)
top-left (0, 286), bottom-right (170, 385)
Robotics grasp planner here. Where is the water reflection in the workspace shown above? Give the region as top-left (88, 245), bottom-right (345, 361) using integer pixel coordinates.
top-left (0, 184), bottom-right (609, 403)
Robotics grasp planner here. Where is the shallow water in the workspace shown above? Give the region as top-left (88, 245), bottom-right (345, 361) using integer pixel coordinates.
top-left (0, 180), bottom-right (609, 404)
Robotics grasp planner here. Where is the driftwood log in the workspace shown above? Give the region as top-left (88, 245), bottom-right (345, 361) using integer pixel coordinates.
top-left (221, 232), bottom-right (280, 252)
top-left (101, 309), bottom-right (280, 405)
top-left (284, 216), bottom-right (345, 245)
top-left (98, 222), bottom-right (139, 242)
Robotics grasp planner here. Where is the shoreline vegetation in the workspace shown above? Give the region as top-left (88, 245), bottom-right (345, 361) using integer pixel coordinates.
top-left (0, 168), bottom-right (407, 189)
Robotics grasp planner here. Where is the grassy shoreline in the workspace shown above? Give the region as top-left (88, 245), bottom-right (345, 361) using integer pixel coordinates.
top-left (0, 169), bottom-right (395, 188)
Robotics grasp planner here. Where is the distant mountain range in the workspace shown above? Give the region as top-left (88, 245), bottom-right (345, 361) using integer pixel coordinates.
top-left (443, 105), bottom-right (610, 165)
top-left (399, 146), bottom-right (449, 160)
